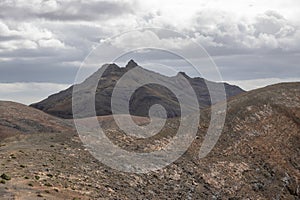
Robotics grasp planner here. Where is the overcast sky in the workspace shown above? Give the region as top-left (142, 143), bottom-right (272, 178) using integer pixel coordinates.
top-left (0, 0), bottom-right (300, 104)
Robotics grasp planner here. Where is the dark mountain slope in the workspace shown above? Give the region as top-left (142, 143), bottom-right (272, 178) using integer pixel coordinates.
top-left (30, 60), bottom-right (244, 118)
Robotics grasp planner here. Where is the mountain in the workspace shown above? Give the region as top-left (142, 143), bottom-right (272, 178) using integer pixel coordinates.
top-left (0, 82), bottom-right (299, 199)
top-left (30, 60), bottom-right (244, 119)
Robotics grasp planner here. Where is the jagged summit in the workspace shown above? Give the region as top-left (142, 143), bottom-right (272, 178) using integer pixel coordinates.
top-left (100, 60), bottom-right (138, 74)
top-left (176, 71), bottom-right (191, 79)
top-left (107, 63), bottom-right (120, 69)
top-left (125, 59), bottom-right (138, 69)
top-left (101, 63), bottom-right (121, 77)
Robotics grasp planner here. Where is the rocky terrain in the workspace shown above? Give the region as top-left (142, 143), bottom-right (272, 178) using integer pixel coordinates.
top-left (0, 82), bottom-right (299, 199)
top-left (30, 60), bottom-right (244, 118)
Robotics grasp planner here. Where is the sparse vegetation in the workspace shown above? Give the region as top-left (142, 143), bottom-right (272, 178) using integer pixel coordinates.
top-left (44, 182), bottom-right (53, 187)
top-left (1, 173), bottom-right (11, 181)
top-left (37, 193), bottom-right (43, 197)
top-left (46, 173), bottom-right (53, 178)
top-left (10, 154), bottom-right (16, 159)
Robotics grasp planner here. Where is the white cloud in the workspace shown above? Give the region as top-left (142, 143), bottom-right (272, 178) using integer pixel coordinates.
top-left (0, 21), bottom-right (67, 50)
top-left (254, 10), bottom-right (286, 35)
top-left (110, 30), bottom-right (195, 50)
top-left (0, 40), bottom-right (37, 50)
top-left (190, 10), bottom-right (300, 51)
top-left (41, 0), bottom-right (59, 11)
top-left (111, 30), bottom-right (160, 49)
top-left (0, 21), bottom-right (13, 36)
top-left (17, 23), bottom-right (53, 41)
top-left (38, 38), bottom-right (65, 48)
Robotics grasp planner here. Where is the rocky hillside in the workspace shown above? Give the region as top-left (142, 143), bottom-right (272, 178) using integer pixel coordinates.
top-left (0, 82), bottom-right (299, 199)
top-left (30, 60), bottom-right (244, 118)
top-left (195, 82), bottom-right (300, 199)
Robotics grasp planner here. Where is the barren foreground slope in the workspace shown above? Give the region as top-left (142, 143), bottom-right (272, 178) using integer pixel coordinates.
top-left (0, 83), bottom-right (299, 199)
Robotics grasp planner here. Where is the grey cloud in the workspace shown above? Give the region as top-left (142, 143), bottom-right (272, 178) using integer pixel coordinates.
top-left (254, 10), bottom-right (287, 35)
top-left (0, 35), bottom-right (21, 41)
top-left (214, 53), bottom-right (300, 80)
top-left (0, 0), bottom-right (134, 21)
top-left (0, 46), bottom-right (85, 84)
top-left (38, 1), bottom-right (134, 21)
top-left (41, 23), bottom-right (111, 49)
top-left (0, 1), bottom-right (299, 94)
top-left (0, 60), bottom-right (78, 83)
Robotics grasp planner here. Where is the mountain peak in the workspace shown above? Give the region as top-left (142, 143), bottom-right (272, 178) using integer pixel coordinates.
top-left (101, 63), bottom-right (121, 77)
top-left (125, 59), bottom-right (138, 69)
top-left (108, 63), bottom-right (120, 70)
top-left (176, 71), bottom-right (190, 79)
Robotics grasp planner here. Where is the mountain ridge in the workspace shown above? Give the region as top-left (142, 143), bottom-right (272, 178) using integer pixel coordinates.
top-left (30, 60), bottom-right (244, 118)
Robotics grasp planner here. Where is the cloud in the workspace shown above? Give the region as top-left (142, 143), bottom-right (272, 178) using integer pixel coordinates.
top-left (0, 0), bottom-right (135, 21)
top-left (109, 29), bottom-right (195, 50)
top-left (254, 10), bottom-right (286, 35)
top-left (38, 38), bottom-right (65, 48)
top-left (0, 0), bottom-right (299, 104)
top-left (0, 82), bottom-right (70, 105)
top-left (190, 10), bottom-right (300, 53)
top-left (0, 21), bottom-right (52, 40)
top-left (0, 40), bottom-right (37, 50)
top-left (0, 21), bottom-right (68, 51)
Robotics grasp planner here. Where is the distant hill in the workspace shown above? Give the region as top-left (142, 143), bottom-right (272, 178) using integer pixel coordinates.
top-left (0, 101), bottom-right (73, 140)
top-left (30, 60), bottom-right (244, 118)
